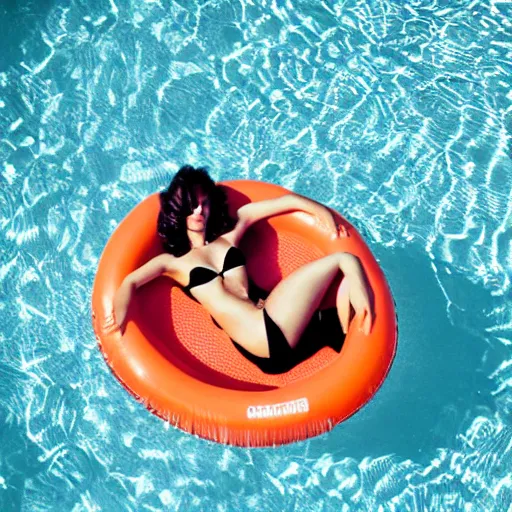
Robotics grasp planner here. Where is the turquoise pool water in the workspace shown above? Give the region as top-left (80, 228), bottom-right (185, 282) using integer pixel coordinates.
top-left (1, 0), bottom-right (511, 510)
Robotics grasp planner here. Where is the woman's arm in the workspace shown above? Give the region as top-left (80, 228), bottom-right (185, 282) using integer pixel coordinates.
top-left (113, 253), bottom-right (174, 334)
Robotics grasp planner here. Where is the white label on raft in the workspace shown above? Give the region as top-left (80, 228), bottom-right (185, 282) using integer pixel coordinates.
top-left (246, 398), bottom-right (309, 419)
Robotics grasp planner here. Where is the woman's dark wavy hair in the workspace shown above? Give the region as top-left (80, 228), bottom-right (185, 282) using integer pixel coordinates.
top-left (157, 165), bottom-right (236, 257)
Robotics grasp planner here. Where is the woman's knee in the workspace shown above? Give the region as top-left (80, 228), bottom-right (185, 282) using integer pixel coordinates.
top-left (332, 251), bottom-right (359, 273)
top-left (323, 252), bottom-right (346, 270)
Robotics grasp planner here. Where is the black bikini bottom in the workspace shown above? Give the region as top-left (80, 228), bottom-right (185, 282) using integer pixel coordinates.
top-left (232, 307), bottom-right (345, 374)
top-left (231, 279), bottom-right (345, 374)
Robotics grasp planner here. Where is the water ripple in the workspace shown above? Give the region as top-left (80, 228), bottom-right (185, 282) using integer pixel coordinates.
top-left (1, 0), bottom-right (511, 509)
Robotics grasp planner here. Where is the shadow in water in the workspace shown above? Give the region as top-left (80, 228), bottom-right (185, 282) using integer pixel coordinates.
top-left (316, 245), bottom-right (495, 463)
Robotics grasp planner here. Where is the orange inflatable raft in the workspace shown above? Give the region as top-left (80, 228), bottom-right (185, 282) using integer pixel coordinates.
top-left (91, 180), bottom-right (397, 447)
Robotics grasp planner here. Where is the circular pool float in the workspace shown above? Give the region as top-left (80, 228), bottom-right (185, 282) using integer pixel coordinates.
top-left (91, 180), bottom-right (397, 447)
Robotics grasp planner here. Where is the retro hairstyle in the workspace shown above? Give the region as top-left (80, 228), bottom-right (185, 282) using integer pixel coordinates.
top-left (157, 165), bottom-right (235, 256)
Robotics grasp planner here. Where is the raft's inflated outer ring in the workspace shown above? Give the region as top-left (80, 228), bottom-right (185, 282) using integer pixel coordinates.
top-left (92, 180), bottom-right (397, 446)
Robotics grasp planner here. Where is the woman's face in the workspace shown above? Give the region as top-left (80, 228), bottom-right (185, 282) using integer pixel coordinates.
top-left (186, 187), bottom-right (210, 233)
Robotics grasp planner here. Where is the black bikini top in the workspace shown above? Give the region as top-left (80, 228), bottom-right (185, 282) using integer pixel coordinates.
top-left (183, 246), bottom-right (246, 293)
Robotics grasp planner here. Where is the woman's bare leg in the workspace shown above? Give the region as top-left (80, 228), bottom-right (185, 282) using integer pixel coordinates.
top-left (264, 252), bottom-right (353, 349)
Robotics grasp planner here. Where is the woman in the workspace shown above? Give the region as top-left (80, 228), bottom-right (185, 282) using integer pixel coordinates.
top-left (113, 165), bottom-right (373, 373)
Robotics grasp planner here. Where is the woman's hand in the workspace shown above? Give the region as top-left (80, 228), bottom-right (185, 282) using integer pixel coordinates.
top-left (314, 207), bottom-right (349, 240)
top-left (336, 260), bottom-right (373, 336)
top-left (112, 280), bottom-right (134, 335)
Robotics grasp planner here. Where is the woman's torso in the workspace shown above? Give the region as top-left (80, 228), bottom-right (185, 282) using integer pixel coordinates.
top-left (165, 233), bottom-right (268, 354)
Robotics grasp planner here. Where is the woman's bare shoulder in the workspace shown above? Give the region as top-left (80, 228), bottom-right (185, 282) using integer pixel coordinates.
top-left (159, 251), bottom-right (193, 273)
top-left (126, 253), bottom-right (178, 288)
top-left (159, 252), bottom-right (178, 268)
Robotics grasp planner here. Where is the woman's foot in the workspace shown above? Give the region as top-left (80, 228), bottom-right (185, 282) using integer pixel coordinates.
top-left (335, 268), bottom-right (373, 336)
top-left (336, 277), bottom-right (351, 335)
